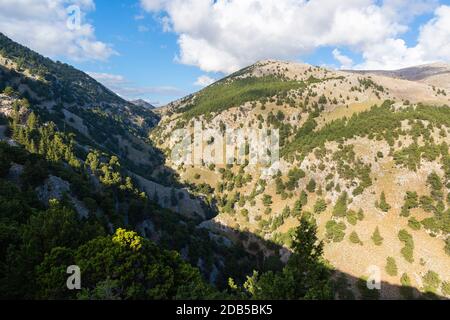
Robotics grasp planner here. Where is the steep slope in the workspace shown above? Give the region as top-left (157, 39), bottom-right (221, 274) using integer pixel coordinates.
top-left (0, 37), bottom-right (268, 297)
top-left (0, 33), bottom-right (211, 220)
top-left (0, 32), bottom-right (163, 175)
top-left (152, 60), bottom-right (450, 299)
top-left (131, 99), bottom-right (155, 109)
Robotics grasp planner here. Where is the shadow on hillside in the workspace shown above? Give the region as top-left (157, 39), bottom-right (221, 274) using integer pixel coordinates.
top-left (2, 63), bottom-right (447, 301)
top-left (204, 219), bottom-right (447, 300)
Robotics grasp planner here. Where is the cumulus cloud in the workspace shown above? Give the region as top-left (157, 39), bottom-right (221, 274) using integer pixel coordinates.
top-left (88, 72), bottom-right (185, 100)
top-left (356, 4), bottom-right (450, 69)
top-left (332, 49), bottom-right (353, 69)
top-left (0, 0), bottom-right (116, 61)
top-left (194, 75), bottom-right (215, 87)
top-left (141, 0), bottom-right (444, 72)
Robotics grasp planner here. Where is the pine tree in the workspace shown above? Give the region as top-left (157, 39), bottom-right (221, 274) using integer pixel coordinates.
top-left (371, 227), bottom-right (383, 246)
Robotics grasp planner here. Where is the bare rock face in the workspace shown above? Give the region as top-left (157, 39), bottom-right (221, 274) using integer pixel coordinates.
top-left (35, 175), bottom-right (71, 204)
top-left (131, 99), bottom-right (155, 110)
top-left (35, 175), bottom-right (89, 218)
top-left (133, 173), bottom-right (208, 218)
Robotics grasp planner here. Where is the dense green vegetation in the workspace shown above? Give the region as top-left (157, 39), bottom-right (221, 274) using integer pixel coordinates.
top-left (230, 218), bottom-right (333, 299)
top-left (181, 75), bottom-right (306, 120)
top-left (0, 114), bottom-right (337, 300)
top-left (2, 33), bottom-right (450, 300)
top-left (283, 101), bottom-right (450, 162)
top-left (0, 32), bottom-right (125, 105)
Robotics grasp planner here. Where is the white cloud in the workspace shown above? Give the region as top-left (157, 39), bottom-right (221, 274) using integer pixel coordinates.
top-left (141, 0), bottom-right (443, 72)
top-left (332, 49), bottom-right (353, 69)
top-left (88, 72), bottom-right (185, 99)
top-left (87, 72), bottom-right (126, 85)
top-left (0, 0), bottom-right (116, 61)
top-left (356, 4), bottom-right (450, 69)
top-left (194, 75), bottom-right (215, 87)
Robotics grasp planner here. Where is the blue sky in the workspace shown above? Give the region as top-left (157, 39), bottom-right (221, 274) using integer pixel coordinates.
top-left (70, 0), bottom-right (210, 105)
top-left (1, 0), bottom-right (450, 105)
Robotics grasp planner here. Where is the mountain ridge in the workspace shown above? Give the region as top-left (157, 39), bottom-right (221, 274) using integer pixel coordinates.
top-left (1, 34), bottom-right (449, 300)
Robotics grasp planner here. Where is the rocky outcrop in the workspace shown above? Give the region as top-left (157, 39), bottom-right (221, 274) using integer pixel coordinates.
top-left (35, 175), bottom-right (89, 218)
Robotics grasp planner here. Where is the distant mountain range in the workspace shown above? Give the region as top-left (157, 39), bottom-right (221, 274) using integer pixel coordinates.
top-left (347, 62), bottom-right (450, 90)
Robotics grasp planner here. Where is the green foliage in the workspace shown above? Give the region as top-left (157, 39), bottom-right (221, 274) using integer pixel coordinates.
top-left (0, 32), bottom-right (127, 105)
top-left (332, 145), bottom-right (372, 195)
top-left (371, 227), bottom-right (383, 246)
top-left (333, 192), bottom-right (348, 217)
top-left (376, 191), bottom-right (391, 212)
top-left (313, 198), bottom-right (327, 214)
top-left (401, 191), bottom-right (419, 217)
top-left (2, 85), bottom-right (15, 96)
top-left (325, 220), bottom-right (346, 242)
top-left (346, 210), bottom-right (359, 225)
top-left (283, 102), bottom-right (450, 169)
top-left (286, 167), bottom-right (305, 191)
top-left (262, 194), bottom-right (273, 207)
top-left (74, 229), bottom-right (220, 300)
top-left (235, 218), bottom-right (333, 300)
top-left (441, 281), bottom-right (450, 297)
top-left (408, 217), bottom-right (421, 230)
top-left (385, 257), bottom-right (398, 276)
top-left (422, 271), bottom-right (440, 294)
top-left (398, 229), bottom-right (414, 263)
top-left (427, 172), bottom-right (443, 202)
top-left (182, 75), bottom-right (306, 120)
top-left (306, 178), bottom-right (316, 193)
top-left (445, 237), bottom-right (450, 256)
top-left (400, 273), bottom-right (414, 299)
top-left (349, 231), bottom-right (362, 245)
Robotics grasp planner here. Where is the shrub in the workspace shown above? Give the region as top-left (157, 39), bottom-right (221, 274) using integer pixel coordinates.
top-left (347, 210), bottom-right (358, 225)
top-left (398, 229), bottom-right (414, 263)
top-left (306, 178), bottom-right (316, 193)
top-left (349, 231), bottom-right (362, 245)
top-left (2, 86), bottom-right (15, 96)
top-left (401, 191), bottom-right (418, 217)
top-left (375, 191), bottom-right (391, 212)
top-left (371, 227), bottom-right (383, 246)
top-left (441, 281), bottom-right (450, 297)
top-left (313, 198), bottom-right (327, 214)
top-left (400, 273), bottom-right (414, 299)
top-left (385, 257), bottom-right (398, 276)
top-left (262, 194), bottom-right (273, 207)
top-left (333, 192), bottom-right (348, 217)
top-left (408, 217), bottom-right (421, 230)
top-left (401, 246), bottom-right (414, 263)
top-left (422, 271), bottom-right (440, 294)
top-left (325, 220), bottom-right (346, 243)
top-left (357, 209), bottom-right (365, 221)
